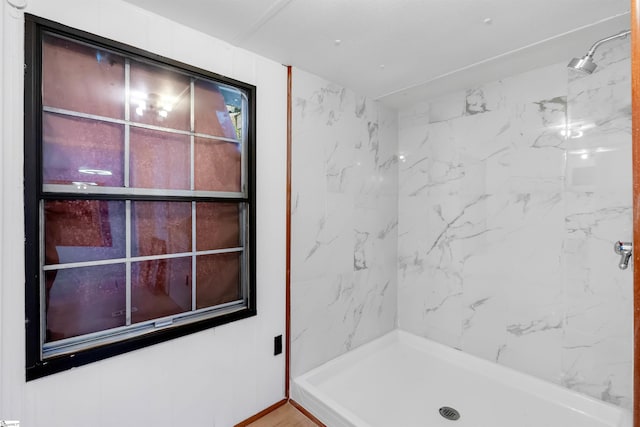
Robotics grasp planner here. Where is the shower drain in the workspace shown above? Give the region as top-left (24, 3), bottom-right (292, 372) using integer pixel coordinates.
top-left (439, 406), bottom-right (460, 421)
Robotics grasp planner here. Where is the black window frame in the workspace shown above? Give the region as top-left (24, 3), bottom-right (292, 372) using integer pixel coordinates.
top-left (24, 14), bottom-right (257, 380)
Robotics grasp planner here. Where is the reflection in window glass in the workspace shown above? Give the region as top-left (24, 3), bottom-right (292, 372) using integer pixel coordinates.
top-left (46, 263), bottom-right (126, 342)
top-left (132, 257), bottom-right (192, 323)
top-left (129, 127), bottom-right (190, 190)
top-left (194, 80), bottom-right (240, 139)
top-left (42, 33), bottom-right (125, 119)
top-left (130, 60), bottom-right (191, 131)
top-left (218, 85), bottom-right (245, 141)
top-left (43, 113), bottom-right (125, 187)
top-left (45, 200), bottom-right (126, 265)
top-left (196, 253), bottom-right (241, 309)
top-left (26, 17), bottom-right (255, 379)
top-left (194, 137), bottom-right (241, 192)
top-left (132, 201), bottom-right (192, 257)
top-left (196, 203), bottom-right (240, 251)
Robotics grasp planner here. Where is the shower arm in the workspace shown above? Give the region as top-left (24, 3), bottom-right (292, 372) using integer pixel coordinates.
top-left (583, 30), bottom-right (631, 59)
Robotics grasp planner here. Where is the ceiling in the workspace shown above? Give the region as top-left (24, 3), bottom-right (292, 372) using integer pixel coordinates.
top-left (124, 0), bottom-right (630, 109)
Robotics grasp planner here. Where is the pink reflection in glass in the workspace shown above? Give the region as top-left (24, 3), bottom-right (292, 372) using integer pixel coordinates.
top-left (194, 81), bottom-right (238, 139)
top-left (45, 200), bottom-right (126, 265)
top-left (194, 137), bottom-right (241, 192)
top-left (196, 253), bottom-right (241, 309)
top-left (43, 113), bottom-right (124, 187)
top-left (196, 203), bottom-right (240, 251)
top-left (131, 257), bottom-right (192, 323)
top-left (132, 201), bottom-right (192, 257)
top-left (130, 61), bottom-right (190, 131)
top-left (43, 33), bottom-right (125, 119)
top-left (130, 127), bottom-right (190, 190)
top-left (46, 263), bottom-right (126, 342)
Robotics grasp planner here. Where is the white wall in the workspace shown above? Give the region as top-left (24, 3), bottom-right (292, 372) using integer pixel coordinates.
top-left (0, 1), bottom-right (287, 426)
top-left (289, 69), bottom-right (398, 381)
top-left (397, 38), bottom-right (632, 407)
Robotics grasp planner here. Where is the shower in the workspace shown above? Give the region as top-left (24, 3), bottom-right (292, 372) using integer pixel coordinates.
top-left (567, 29), bottom-right (630, 73)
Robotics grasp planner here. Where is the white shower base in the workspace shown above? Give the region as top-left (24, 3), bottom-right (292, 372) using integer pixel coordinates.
top-left (293, 330), bottom-right (632, 427)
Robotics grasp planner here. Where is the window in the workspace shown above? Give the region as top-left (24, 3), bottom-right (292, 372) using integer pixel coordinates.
top-left (24, 15), bottom-right (256, 380)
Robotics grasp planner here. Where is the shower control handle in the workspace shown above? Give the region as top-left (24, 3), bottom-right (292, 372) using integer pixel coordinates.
top-left (614, 241), bottom-right (632, 270)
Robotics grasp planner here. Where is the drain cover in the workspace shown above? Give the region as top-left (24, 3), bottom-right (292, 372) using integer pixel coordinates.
top-left (439, 406), bottom-right (460, 421)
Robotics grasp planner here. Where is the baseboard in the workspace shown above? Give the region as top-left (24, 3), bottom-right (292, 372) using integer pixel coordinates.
top-left (234, 399), bottom-right (288, 427)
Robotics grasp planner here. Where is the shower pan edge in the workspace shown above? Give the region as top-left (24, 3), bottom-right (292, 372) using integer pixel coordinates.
top-left (292, 330), bottom-right (632, 427)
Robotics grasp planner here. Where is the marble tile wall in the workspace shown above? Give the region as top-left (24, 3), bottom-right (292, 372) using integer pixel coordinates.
top-left (397, 38), bottom-right (632, 407)
top-left (290, 69), bottom-right (398, 378)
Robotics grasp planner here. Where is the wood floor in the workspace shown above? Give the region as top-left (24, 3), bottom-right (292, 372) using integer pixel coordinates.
top-left (245, 402), bottom-right (320, 427)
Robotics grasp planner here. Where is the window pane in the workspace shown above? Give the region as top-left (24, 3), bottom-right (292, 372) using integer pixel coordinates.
top-left (45, 200), bottom-right (126, 265)
top-left (130, 61), bottom-right (190, 131)
top-left (194, 137), bottom-right (241, 192)
top-left (43, 113), bottom-right (125, 187)
top-left (132, 257), bottom-right (192, 323)
top-left (196, 253), bottom-right (241, 309)
top-left (194, 80), bottom-right (240, 139)
top-left (196, 203), bottom-right (240, 251)
top-left (43, 33), bottom-right (125, 119)
top-left (132, 201), bottom-right (192, 257)
top-left (130, 127), bottom-right (190, 189)
top-left (46, 263), bottom-right (126, 342)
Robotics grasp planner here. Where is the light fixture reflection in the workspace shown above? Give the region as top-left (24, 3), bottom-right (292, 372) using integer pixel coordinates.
top-left (560, 129), bottom-right (584, 139)
top-left (72, 181), bottom-right (98, 190)
top-left (569, 146), bottom-right (616, 160)
top-left (78, 168), bottom-right (112, 176)
top-left (131, 91), bottom-right (175, 119)
top-left (559, 121), bottom-right (596, 140)
top-left (131, 91), bottom-right (147, 117)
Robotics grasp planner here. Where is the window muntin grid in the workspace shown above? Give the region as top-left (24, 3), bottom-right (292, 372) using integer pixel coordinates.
top-left (36, 30), bottom-right (253, 360)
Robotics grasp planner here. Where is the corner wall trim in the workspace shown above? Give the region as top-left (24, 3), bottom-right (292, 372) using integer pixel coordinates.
top-left (631, 1), bottom-right (640, 426)
top-left (285, 65), bottom-right (292, 398)
top-left (290, 400), bottom-right (327, 427)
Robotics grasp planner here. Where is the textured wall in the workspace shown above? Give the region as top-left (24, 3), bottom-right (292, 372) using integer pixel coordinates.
top-left (290, 69), bottom-right (398, 379)
top-left (397, 39), bottom-right (632, 407)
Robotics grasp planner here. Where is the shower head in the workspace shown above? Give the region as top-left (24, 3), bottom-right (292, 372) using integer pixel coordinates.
top-left (567, 55), bottom-right (597, 74)
top-left (568, 30), bottom-right (630, 74)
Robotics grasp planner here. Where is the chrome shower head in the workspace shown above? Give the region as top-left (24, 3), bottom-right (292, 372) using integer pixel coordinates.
top-left (567, 55), bottom-right (597, 74)
top-left (568, 30), bottom-right (630, 75)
